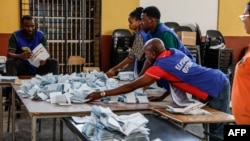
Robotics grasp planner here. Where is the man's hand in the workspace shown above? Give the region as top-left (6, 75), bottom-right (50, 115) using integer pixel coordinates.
top-left (20, 51), bottom-right (32, 60)
top-left (148, 91), bottom-right (169, 102)
top-left (40, 60), bottom-right (46, 66)
top-left (106, 69), bottom-right (116, 78)
top-left (85, 91), bottom-right (102, 102)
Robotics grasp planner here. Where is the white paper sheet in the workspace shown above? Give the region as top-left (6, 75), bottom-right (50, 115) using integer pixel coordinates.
top-left (0, 76), bottom-right (18, 80)
top-left (28, 43), bottom-right (50, 67)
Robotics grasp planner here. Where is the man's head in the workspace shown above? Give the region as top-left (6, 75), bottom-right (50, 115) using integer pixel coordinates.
top-left (141, 6), bottom-right (161, 31)
top-left (21, 15), bottom-right (36, 37)
top-left (143, 38), bottom-right (165, 64)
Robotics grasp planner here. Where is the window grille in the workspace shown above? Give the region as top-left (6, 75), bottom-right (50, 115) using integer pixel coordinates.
top-left (20, 0), bottom-right (101, 74)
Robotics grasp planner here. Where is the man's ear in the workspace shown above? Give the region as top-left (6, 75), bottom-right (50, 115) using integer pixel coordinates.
top-left (152, 51), bottom-right (156, 58)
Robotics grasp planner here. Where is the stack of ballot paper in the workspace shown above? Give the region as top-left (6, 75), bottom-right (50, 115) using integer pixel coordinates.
top-left (17, 71), bottom-right (150, 105)
top-left (166, 101), bottom-right (210, 115)
top-left (80, 105), bottom-right (150, 141)
top-left (118, 71), bottom-right (134, 81)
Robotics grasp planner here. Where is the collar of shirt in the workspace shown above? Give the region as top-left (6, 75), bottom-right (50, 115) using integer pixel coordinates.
top-left (156, 50), bottom-right (172, 59)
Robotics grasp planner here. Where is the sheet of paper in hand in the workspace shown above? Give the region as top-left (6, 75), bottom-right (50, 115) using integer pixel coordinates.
top-left (170, 84), bottom-right (195, 107)
top-left (28, 43), bottom-right (50, 67)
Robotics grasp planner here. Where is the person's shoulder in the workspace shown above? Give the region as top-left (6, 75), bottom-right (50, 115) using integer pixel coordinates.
top-left (12, 29), bottom-right (21, 34)
top-left (136, 30), bottom-right (147, 37)
top-left (36, 29), bottom-right (45, 34)
top-left (10, 30), bottom-right (21, 39)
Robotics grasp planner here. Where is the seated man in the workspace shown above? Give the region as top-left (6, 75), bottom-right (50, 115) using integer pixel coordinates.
top-left (86, 38), bottom-right (230, 141)
top-left (6, 15), bottom-right (58, 76)
top-left (4, 15), bottom-right (58, 115)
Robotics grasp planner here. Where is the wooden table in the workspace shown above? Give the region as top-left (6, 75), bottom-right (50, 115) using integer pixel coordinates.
top-left (151, 107), bottom-right (235, 141)
top-left (0, 80), bottom-right (14, 141)
top-left (11, 84), bottom-right (167, 141)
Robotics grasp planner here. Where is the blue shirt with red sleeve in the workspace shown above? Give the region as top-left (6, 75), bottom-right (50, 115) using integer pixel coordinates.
top-left (145, 49), bottom-right (227, 100)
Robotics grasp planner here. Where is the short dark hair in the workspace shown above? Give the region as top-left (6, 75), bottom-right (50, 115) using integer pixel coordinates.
top-left (21, 15), bottom-right (33, 23)
top-left (129, 7), bottom-right (144, 20)
top-left (247, 2), bottom-right (250, 13)
top-left (142, 6), bottom-right (161, 20)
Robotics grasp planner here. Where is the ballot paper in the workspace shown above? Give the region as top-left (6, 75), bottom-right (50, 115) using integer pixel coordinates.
top-left (166, 101), bottom-right (210, 115)
top-left (170, 84), bottom-right (196, 107)
top-left (0, 76), bottom-right (18, 80)
top-left (28, 43), bottom-right (50, 67)
top-left (81, 106), bottom-right (150, 141)
top-left (50, 92), bottom-right (63, 104)
top-left (118, 71), bottom-right (134, 81)
top-left (124, 92), bottom-right (136, 103)
top-left (37, 92), bottom-right (49, 100)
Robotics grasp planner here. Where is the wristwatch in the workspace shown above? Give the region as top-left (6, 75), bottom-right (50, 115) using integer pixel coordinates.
top-left (100, 91), bottom-right (106, 97)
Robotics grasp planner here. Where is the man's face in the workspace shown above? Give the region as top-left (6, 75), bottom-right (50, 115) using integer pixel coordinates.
top-left (141, 13), bottom-right (153, 31)
top-left (22, 19), bottom-right (35, 36)
top-left (144, 47), bottom-right (156, 64)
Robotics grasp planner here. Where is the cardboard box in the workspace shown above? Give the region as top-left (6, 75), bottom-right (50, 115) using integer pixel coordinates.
top-left (177, 31), bottom-right (197, 46)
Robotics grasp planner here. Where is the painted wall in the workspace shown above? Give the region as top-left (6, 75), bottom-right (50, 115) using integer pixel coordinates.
top-left (218, 0), bottom-right (250, 63)
top-left (101, 0), bottom-right (139, 71)
top-left (0, 0), bottom-right (20, 56)
top-left (0, 0), bottom-right (20, 33)
top-left (101, 0), bottom-right (139, 35)
top-left (218, 0), bottom-right (248, 36)
top-left (1, 0), bottom-right (250, 70)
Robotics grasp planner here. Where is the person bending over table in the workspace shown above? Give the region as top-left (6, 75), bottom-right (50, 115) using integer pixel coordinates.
top-left (86, 38), bottom-right (231, 141)
top-left (106, 7), bottom-right (147, 79)
top-left (139, 6), bottom-right (195, 101)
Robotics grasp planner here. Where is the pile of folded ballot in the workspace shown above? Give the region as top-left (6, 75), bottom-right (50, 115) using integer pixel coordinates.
top-left (17, 71), bottom-right (149, 104)
top-left (78, 105), bottom-right (150, 141)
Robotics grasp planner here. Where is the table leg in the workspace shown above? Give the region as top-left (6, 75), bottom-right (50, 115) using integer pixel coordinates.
top-left (205, 123), bottom-right (210, 141)
top-left (12, 87), bottom-right (15, 141)
top-left (60, 119), bottom-right (63, 141)
top-left (31, 117), bottom-right (37, 141)
top-left (53, 118), bottom-right (56, 141)
top-left (0, 86), bottom-right (3, 141)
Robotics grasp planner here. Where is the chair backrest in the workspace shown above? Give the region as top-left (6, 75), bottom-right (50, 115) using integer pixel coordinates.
top-left (112, 29), bottom-right (132, 38)
top-left (205, 30), bottom-right (225, 48)
top-left (111, 29), bottom-right (133, 67)
top-left (164, 22), bottom-right (180, 30)
top-left (67, 56), bottom-right (85, 73)
top-left (203, 48), bottom-right (233, 74)
top-left (174, 26), bottom-right (193, 33)
top-left (186, 46), bottom-right (201, 65)
top-left (194, 23), bottom-right (202, 45)
top-left (68, 56), bottom-right (85, 65)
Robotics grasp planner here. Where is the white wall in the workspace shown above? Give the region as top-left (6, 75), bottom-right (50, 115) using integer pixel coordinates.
top-left (140, 0), bottom-right (218, 35)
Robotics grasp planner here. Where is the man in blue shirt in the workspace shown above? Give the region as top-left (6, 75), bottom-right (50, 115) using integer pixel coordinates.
top-left (6, 15), bottom-right (58, 76)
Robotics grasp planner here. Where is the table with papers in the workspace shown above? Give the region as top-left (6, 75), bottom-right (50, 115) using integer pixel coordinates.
top-left (63, 114), bottom-right (201, 141)
top-left (10, 83), bottom-right (168, 141)
top-left (0, 76), bottom-right (17, 141)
